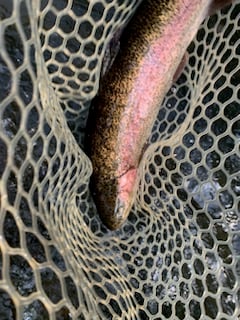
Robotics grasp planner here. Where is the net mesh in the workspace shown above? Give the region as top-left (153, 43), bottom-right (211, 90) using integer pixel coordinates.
top-left (0, 0), bottom-right (240, 319)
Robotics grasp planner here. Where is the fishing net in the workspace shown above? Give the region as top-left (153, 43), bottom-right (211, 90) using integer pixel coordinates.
top-left (0, 0), bottom-right (240, 319)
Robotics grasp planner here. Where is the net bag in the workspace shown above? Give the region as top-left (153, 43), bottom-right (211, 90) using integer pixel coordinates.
top-left (0, 1), bottom-right (240, 319)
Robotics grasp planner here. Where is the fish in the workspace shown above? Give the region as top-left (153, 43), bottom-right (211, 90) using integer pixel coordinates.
top-left (86, 0), bottom-right (233, 230)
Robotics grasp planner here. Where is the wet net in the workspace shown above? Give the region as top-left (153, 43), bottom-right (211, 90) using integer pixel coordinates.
top-left (0, 1), bottom-right (240, 319)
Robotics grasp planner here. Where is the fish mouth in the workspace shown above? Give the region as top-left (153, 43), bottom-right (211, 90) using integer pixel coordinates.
top-left (94, 193), bottom-right (133, 231)
top-left (112, 186), bottom-right (137, 229)
top-left (114, 198), bottom-right (126, 220)
top-left (92, 167), bottom-right (138, 230)
top-left (112, 167), bottom-right (138, 229)
top-left (111, 198), bottom-right (132, 230)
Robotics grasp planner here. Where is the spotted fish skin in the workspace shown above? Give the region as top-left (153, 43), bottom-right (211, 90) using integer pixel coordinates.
top-left (87, 0), bottom-right (233, 230)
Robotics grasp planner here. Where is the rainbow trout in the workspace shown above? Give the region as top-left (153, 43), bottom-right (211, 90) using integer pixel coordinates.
top-left (87, 0), bottom-right (233, 230)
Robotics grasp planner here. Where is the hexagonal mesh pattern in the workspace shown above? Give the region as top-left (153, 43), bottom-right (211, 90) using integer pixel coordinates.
top-left (0, 0), bottom-right (239, 319)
